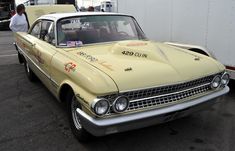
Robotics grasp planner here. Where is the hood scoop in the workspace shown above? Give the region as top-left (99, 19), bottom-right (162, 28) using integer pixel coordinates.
top-left (109, 41), bottom-right (169, 63)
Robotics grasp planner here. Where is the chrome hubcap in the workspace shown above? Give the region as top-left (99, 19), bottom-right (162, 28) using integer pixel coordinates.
top-left (71, 96), bottom-right (82, 130)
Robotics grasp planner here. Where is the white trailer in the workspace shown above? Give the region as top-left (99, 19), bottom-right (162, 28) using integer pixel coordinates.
top-left (117, 0), bottom-right (235, 80)
top-left (101, 1), bottom-right (114, 12)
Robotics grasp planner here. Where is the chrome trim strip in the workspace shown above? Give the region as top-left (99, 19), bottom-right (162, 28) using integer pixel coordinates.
top-left (18, 45), bottom-right (50, 79)
top-left (16, 43), bottom-right (59, 88)
top-left (119, 73), bottom-right (222, 93)
top-left (76, 86), bottom-right (229, 127)
top-left (130, 83), bottom-right (211, 103)
top-left (51, 78), bottom-right (59, 88)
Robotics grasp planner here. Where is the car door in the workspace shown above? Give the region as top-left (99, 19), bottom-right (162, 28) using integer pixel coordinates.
top-left (27, 20), bottom-right (57, 93)
top-left (18, 21), bottom-right (41, 71)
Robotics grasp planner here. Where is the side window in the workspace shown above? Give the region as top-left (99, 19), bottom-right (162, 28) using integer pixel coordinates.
top-left (41, 21), bottom-right (55, 45)
top-left (30, 22), bottom-right (41, 38)
top-left (46, 23), bottom-right (55, 45)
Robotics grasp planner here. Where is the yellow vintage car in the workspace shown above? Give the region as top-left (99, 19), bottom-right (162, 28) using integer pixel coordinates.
top-left (14, 5), bottom-right (230, 141)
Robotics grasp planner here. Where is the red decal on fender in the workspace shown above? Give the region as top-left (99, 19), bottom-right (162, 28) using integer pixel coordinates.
top-left (64, 62), bottom-right (77, 72)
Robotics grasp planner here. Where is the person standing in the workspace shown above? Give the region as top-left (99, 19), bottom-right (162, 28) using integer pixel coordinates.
top-left (9, 4), bottom-right (29, 32)
top-left (87, 6), bottom-right (95, 12)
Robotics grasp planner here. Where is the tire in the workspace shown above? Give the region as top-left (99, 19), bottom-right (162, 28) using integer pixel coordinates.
top-left (24, 59), bottom-right (37, 82)
top-left (66, 90), bottom-right (92, 142)
top-left (18, 52), bottom-right (24, 64)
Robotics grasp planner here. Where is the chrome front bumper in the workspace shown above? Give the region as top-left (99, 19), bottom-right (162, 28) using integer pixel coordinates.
top-left (76, 86), bottom-right (229, 136)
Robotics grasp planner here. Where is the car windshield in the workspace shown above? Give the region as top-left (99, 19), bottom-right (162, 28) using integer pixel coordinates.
top-left (57, 15), bottom-right (147, 47)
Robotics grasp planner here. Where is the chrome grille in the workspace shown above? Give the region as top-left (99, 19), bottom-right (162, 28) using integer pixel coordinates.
top-left (121, 75), bottom-right (214, 100)
top-left (128, 84), bottom-right (211, 111)
top-left (103, 74), bottom-right (214, 101)
top-left (101, 74), bottom-right (220, 114)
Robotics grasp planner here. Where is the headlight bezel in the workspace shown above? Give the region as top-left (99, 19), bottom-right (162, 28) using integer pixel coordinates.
top-left (211, 75), bottom-right (221, 89)
top-left (221, 72), bottom-right (230, 86)
top-left (92, 98), bottom-right (110, 116)
top-left (112, 96), bottom-right (129, 113)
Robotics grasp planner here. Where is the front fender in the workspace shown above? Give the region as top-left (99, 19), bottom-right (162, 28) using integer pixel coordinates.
top-left (59, 79), bottom-right (96, 108)
top-left (51, 52), bottom-right (118, 106)
top-left (164, 42), bottom-right (213, 57)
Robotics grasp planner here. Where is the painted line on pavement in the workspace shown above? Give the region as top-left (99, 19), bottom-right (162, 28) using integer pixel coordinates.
top-left (0, 54), bottom-right (17, 58)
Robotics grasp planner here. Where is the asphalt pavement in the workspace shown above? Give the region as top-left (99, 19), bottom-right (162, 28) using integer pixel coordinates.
top-left (0, 30), bottom-right (235, 151)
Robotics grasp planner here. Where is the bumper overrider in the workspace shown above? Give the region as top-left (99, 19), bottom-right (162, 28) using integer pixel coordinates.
top-left (76, 86), bottom-right (229, 136)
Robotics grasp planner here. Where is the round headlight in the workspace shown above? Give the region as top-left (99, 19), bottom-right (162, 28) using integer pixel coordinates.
top-left (221, 73), bottom-right (230, 85)
top-left (211, 75), bottom-right (221, 89)
top-left (113, 96), bottom-right (129, 113)
top-left (93, 99), bottom-right (110, 116)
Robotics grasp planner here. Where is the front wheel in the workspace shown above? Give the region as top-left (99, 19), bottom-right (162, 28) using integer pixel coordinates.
top-left (66, 90), bottom-right (92, 141)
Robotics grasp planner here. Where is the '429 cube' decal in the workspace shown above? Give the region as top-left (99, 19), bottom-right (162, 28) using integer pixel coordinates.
top-left (122, 51), bottom-right (148, 58)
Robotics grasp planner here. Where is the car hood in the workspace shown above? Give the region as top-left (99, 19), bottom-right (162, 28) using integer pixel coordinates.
top-left (25, 5), bottom-right (76, 27)
top-left (67, 40), bottom-right (224, 92)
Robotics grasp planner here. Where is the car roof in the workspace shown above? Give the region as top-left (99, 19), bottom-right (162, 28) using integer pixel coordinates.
top-left (38, 12), bottom-right (132, 22)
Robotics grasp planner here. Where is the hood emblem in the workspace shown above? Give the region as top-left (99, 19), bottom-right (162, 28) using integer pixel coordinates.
top-left (125, 67), bottom-right (133, 71)
top-left (194, 57), bottom-right (200, 61)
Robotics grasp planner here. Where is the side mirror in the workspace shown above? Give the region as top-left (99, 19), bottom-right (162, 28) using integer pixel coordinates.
top-left (51, 39), bottom-right (56, 46)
